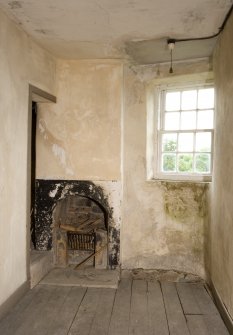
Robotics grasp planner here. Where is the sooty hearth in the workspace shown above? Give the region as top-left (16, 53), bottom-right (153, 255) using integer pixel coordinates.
top-left (53, 195), bottom-right (107, 268)
top-left (34, 180), bottom-right (120, 268)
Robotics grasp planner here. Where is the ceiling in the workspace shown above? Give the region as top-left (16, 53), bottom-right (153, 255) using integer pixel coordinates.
top-left (0, 0), bottom-right (232, 63)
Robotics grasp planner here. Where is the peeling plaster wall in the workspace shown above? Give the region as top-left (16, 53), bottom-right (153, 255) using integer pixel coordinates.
top-left (35, 57), bottom-right (211, 278)
top-left (36, 59), bottom-right (122, 180)
top-left (122, 60), bottom-right (211, 278)
top-left (211, 13), bottom-right (233, 319)
top-left (0, 9), bottom-right (56, 306)
top-left (35, 60), bottom-right (122, 269)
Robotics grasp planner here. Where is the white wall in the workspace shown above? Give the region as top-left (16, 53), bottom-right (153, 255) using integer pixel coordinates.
top-left (36, 59), bottom-right (123, 181)
top-left (35, 55), bottom-right (212, 278)
top-left (122, 61), bottom-right (211, 278)
top-left (0, 9), bottom-right (56, 306)
top-left (0, 7), bottom-right (216, 309)
top-left (211, 13), bottom-right (233, 319)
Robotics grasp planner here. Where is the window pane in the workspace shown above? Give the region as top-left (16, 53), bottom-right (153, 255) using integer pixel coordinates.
top-left (162, 154), bottom-right (176, 172)
top-left (178, 154), bottom-right (193, 173)
top-left (198, 88), bottom-right (214, 109)
top-left (165, 91), bottom-right (180, 111)
top-left (196, 132), bottom-right (211, 152)
top-left (164, 112), bottom-right (180, 130)
top-left (195, 153), bottom-right (211, 173)
top-left (162, 133), bottom-right (177, 152)
top-left (181, 90), bottom-right (197, 110)
top-left (178, 133), bottom-right (194, 152)
top-left (197, 110), bottom-right (214, 129)
top-left (180, 111), bottom-right (196, 130)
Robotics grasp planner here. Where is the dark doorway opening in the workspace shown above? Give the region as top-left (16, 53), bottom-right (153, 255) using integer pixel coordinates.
top-left (31, 101), bottom-right (37, 249)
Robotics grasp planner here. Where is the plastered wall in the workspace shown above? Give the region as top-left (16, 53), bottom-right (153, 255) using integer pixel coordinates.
top-left (0, 9), bottom-right (215, 310)
top-left (36, 57), bottom-right (212, 278)
top-left (0, 9), bottom-right (56, 306)
top-left (211, 13), bottom-right (233, 318)
top-left (36, 59), bottom-right (122, 181)
top-left (122, 61), bottom-right (212, 278)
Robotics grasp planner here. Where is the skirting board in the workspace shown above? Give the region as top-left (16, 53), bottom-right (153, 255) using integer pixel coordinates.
top-left (0, 281), bottom-right (30, 321)
top-left (210, 280), bottom-right (233, 335)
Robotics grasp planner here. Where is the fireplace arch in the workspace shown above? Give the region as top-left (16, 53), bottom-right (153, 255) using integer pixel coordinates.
top-left (53, 195), bottom-right (108, 268)
top-left (34, 180), bottom-right (120, 269)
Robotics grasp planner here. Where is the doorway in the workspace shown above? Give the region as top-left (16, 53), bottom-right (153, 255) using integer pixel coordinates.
top-left (28, 85), bottom-right (56, 287)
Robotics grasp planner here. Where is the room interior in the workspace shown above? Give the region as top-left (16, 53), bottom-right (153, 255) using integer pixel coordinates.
top-left (0, 0), bottom-right (233, 333)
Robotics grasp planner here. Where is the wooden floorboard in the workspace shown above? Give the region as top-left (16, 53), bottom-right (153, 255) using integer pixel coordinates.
top-left (176, 283), bottom-right (201, 315)
top-left (147, 281), bottom-right (169, 335)
top-left (186, 315), bottom-right (209, 335)
top-left (0, 279), bottom-right (230, 335)
top-left (203, 314), bottom-right (230, 335)
top-left (68, 287), bottom-right (102, 335)
top-left (191, 284), bottom-right (219, 315)
top-left (46, 286), bottom-right (87, 335)
top-left (32, 286), bottom-right (71, 335)
top-left (161, 282), bottom-right (190, 335)
top-left (89, 288), bottom-right (116, 335)
top-left (15, 285), bottom-right (58, 335)
top-left (129, 280), bottom-right (149, 335)
top-left (0, 284), bottom-right (41, 335)
top-left (108, 278), bottom-right (132, 335)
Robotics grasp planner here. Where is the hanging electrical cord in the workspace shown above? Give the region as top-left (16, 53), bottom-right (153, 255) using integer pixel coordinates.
top-left (166, 4), bottom-right (233, 73)
top-left (168, 41), bottom-right (175, 73)
top-left (167, 4), bottom-right (233, 44)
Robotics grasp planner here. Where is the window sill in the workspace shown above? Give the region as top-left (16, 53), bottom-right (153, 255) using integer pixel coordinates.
top-left (148, 173), bottom-right (212, 183)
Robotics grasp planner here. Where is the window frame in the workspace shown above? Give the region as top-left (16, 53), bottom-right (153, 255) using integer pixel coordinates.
top-left (150, 79), bottom-right (215, 182)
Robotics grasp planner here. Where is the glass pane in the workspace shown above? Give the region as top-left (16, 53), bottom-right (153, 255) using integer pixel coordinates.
top-left (198, 88), bottom-right (214, 109)
top-left (162, 133), bottom-right (177, 152)
top-left (164, 112), bottom-right (180, 130)
top-left (180, 111), bottom-right (196, 130)
top-left (178, 133), bottom-right (194, 152)
top-left (181, 90), bottom-right (197, 110)
top-left (165, 91), bottom-right (180, 111)
top-left (162, 154), bottom-right (176, 172)
top-left (178, 154), bottom-right (193, 173)
top-left (197, 110), bottom-right (214, 129)
top-left (195, 153), bottom-right (211, 173)
top-left (196, 132), bottom-right (211, 152)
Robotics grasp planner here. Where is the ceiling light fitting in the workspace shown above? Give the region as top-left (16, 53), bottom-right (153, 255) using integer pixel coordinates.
top-left (167, 39), bottom-right (175, 74)
top-left (166, 4), bottom-right (233, 73)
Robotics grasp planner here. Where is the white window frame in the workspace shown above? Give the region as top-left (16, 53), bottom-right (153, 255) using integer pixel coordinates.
top-left (147, 73), bottom-right (214, 182)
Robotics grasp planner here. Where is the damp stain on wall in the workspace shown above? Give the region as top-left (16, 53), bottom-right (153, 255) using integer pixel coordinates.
top-left (160, 181), bottom-right (208, 222)
top-left (8, 1), bottom-right (22, 10)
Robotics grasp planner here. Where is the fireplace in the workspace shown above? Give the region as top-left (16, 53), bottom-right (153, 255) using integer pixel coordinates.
top-left (34, 180), bottom-right (120, 269)
top-left (53, 195), bottom-right (107, 268)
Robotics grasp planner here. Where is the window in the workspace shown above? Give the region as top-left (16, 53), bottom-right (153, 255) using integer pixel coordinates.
top-left (156, 84), bottom-right (214, 181)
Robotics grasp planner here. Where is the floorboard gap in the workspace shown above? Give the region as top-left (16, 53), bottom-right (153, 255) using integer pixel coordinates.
top-left (66, 287), bottom-right (87, 335)
top-left (159, 281), bottom-right (171, 335)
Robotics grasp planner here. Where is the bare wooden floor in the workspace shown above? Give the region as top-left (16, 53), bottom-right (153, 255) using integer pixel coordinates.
top-left (0, 279), bottom-right (229, 335)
